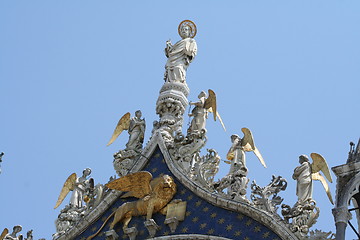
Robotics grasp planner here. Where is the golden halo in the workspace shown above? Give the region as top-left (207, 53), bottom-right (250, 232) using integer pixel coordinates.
top-left (178, 20), bottom-right (197, 38)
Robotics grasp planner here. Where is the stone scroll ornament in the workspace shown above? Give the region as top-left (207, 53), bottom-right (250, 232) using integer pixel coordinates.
top-left (86, 171), bottom-right (178, 240)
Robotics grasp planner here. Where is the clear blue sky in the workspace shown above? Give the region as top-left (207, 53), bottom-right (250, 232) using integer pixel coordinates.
top-left (1, 1), bottom-right (359, 239)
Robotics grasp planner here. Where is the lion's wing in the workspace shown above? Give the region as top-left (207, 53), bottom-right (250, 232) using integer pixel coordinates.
top-left (106, 171), bottom-right (152, 199)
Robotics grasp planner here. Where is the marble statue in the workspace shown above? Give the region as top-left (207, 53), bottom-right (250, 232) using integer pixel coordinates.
top-left (3, 226), bottom-right (22, 240)
top-left (54, 168), bottom-right (104, 211)
top-left (226, 128), bottom-right (266, 175)
top-left (292, 153), bottom-right (333, 204)
top-left (107, 110), bottom-right (146, 152)
top-left (108, 110), bottom-right (146, 176)
top-left (164, 20), bottom-right (197, 83)
top-left (281, 153), bottom-right (334, 236)
top-left (187, 89), bottom-right (225, 135)
top-left (188, 91), bottom-right (207, 133)
top-left (126, 110), bottom-right (146, 151)
top-left (24, 230), bottom-right (33, 240)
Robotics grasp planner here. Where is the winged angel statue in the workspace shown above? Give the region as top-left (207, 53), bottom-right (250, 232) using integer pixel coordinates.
top-left (54, 168), bottom-right (104, 210)
top-left (107, 110), bottom-right (145, 152)
top-left (188, 89), bottom-right (226, 134)
top-left (226, 127), bottom-right (266, 174)
top-left (87, 171), bottom-right (177, 240)
top-left (293, 153), bottom-right (333, 204)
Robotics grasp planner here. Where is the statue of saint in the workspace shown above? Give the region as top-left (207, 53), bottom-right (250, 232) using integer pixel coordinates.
top-left (293, 155), bottom-right (313, 203)
top-left (164, 20), bottom-right (197, 83)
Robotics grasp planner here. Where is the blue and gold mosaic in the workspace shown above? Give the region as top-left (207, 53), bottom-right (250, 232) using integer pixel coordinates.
top-left (76, 146), bottom-right (281, 240)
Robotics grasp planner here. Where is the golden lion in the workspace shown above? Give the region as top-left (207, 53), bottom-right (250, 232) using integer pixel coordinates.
top-left (87, 171), bottom-right (176, 240)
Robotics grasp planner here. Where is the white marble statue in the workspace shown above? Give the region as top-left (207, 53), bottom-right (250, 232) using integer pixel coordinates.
top-left (188, 89), bottom-right (225, 135)
top-left (292, 154), bottom-right (333, 204)
top-left (164, 20), bottom-right (197, 83)
top-left (126, 110), bottom-right (146, 151)
top-left (107, 110), bottom-right (146, 152)
top-left (226, 128), bottom-right (266, 175)
top-left (3, 226), bottom-right (22, 240)
top-left (54, 168), bottom-right (92, 209)
top-left (70, 168), bottom-right (92, 208)
top-left (188, 91), bottom-right (207, 133)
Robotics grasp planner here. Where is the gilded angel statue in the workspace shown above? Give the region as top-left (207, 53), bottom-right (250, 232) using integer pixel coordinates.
top-left (226, 128), bottom-right (266, 175)
top-left (107, 110), bottom-right (145, 151)
top-left (293, 153), bottom-right (333, 204)
top-left (87, 171), bottom-right (177, 240)
top-left (188, 89), bottom-right (226, 134)
top-left (54, 168), bottom-right (93, 209)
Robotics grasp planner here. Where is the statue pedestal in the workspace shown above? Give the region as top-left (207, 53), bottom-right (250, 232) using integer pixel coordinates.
top-left (124, 227), bottom-right (138, 240)
top-left (164, 217), bottom-right (180, 233)
top-left (156, 82), bottom-right (189, 135)
top-left (144, 219), bottom-right (160, 237)
top-left (105, 229), bottom-right (119, 240)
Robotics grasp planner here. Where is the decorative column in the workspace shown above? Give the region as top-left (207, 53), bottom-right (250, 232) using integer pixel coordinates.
top-left (156, 82), bottom-right (189, 135)
top-left (332, 139), bottom-right (360, 240)
top-left (332, 206), bottom-right (352, 240)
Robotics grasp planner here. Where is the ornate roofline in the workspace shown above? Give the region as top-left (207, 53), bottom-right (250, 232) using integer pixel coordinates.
top-left (57, 130), bottom-right (298, 240)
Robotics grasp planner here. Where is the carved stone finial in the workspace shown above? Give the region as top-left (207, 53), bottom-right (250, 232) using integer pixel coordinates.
top-left (347, 139), bottom-right (360, 163)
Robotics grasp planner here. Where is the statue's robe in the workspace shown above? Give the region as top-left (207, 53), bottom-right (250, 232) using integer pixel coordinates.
top-left (165, 38), bottom-right (197, 82)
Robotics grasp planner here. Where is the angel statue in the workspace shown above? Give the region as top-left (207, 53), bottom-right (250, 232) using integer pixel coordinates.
top-left (281, 153), bottom-right (333, 235)
top-left (293, 153), bottom-right (333, 205)
top-left (0, 226), bottom-right (22, 240)
top-left (187, 89), bottom-right (226, 135)
top-left (107, 110), bottom-right (146, 152)
top-left (226, 128), bottom-right (266, 175)
top-left (54, 168), bottom-right (93, 210)
top-left (164, 20), bottom-right (197, 83)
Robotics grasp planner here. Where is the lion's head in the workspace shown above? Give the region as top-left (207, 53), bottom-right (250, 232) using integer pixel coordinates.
top-left (151, 174), bottom-right (177, 199)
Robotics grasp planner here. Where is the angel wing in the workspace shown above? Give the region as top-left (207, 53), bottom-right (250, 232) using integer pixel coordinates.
top-left (0, 228), bottom-right (8, 240)
top-left (204, 89), bottom-right (226, 131)
top-left (204, 89), bottom-right (217, 121)
top-left (107, 112), bottom-right (131, 146)
top-left (241, 128), bottom-right (267, 168)
top-left (312, 172), bottom-right (334, 204)
top-left (310, 153), bottom-right (333, 183)
top-left (106, 171), bottom-right (153, 199)
top-left (54, 173), bottom-right (77, 209)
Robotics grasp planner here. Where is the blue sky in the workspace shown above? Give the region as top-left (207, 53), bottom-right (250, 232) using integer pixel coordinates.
top-left (1, 1), bottom-right (360, 239)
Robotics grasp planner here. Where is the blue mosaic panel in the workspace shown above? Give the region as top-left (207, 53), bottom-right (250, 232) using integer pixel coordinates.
top-left (76, 146), bottom-right (281, 240)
